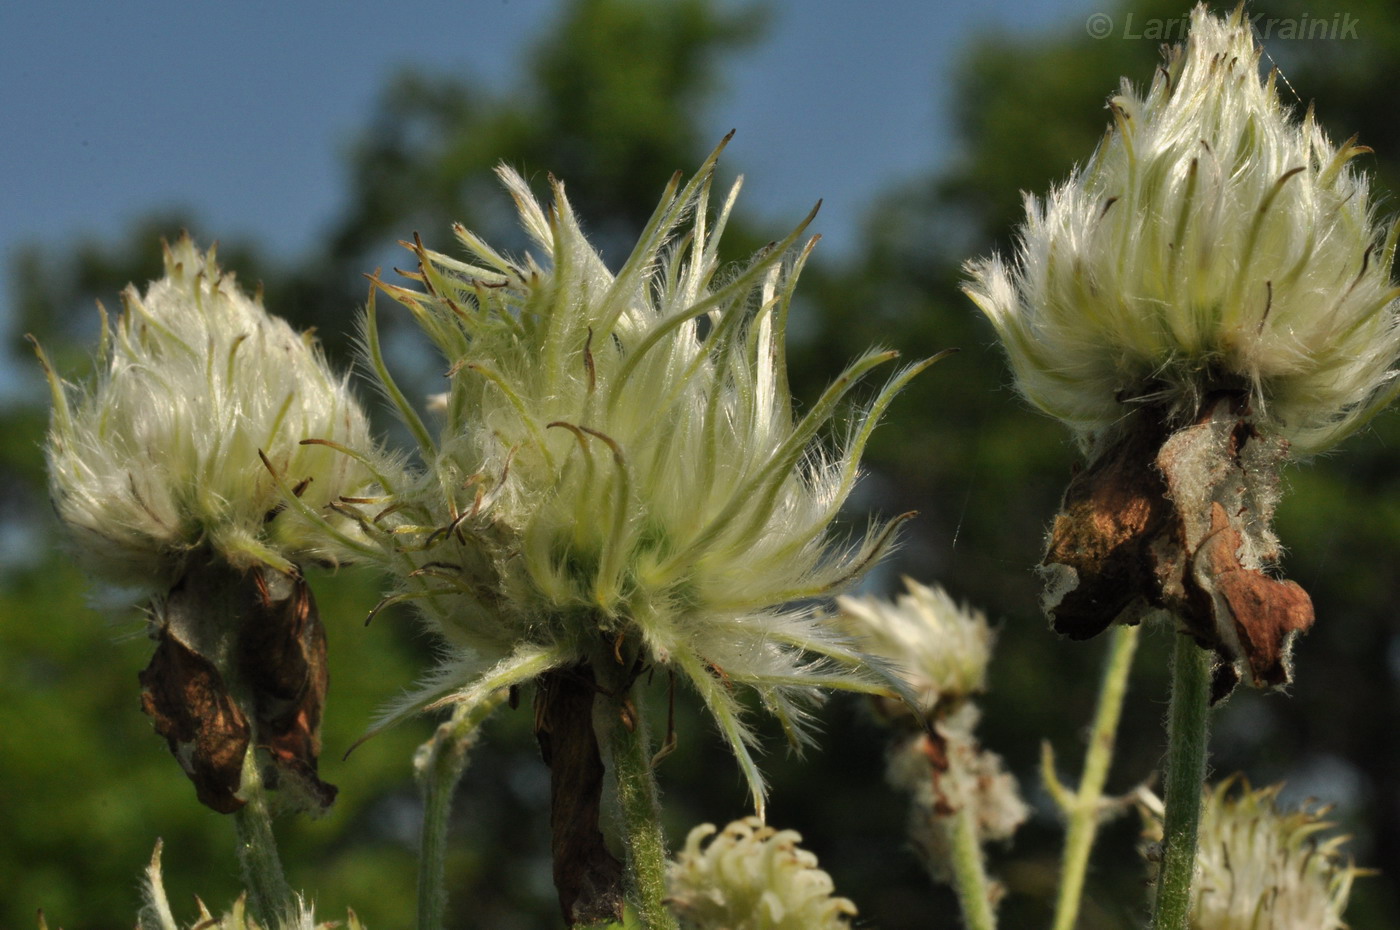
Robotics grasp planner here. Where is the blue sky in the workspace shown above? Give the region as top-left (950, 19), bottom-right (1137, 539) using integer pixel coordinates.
top-left (0, 0), bottom-right (1097, 397)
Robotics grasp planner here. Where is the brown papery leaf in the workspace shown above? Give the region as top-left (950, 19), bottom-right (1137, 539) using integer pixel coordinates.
top-left (535, 666), bottom-right (624, 926)
top-left (241, 572), bottom-right (336, 812)
top-left (1042, 392), bottom-right (1314, 696)
top-left (139, 627), bottom-right (251, 813)
top-left (140, 553), bottom-right (336, 815)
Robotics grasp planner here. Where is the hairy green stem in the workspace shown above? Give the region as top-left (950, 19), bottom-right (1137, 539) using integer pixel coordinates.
top-left (415, 692), bottom-right (508, 930)
top-left (599, 682), bottom-right (677, 930)
top-left (1050, 623), bottom-right (1140, 930)
top-left (1151, 634), bottom-right (1213, 930)
top-left (946, 802), bottom-right (998, 930)
top-left (232, 749), bottom-right (295, 927)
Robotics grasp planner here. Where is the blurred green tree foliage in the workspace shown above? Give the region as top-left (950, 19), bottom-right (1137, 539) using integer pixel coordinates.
top-left (6, 0), bottom-right (1400, 928)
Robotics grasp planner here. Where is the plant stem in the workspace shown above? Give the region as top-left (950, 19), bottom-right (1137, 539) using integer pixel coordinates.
top-left (599, 682), bottom-right (677, 930)
top-left (415, 691), bottom-right (508, 930)
top-left (1050, 623), bottom-right (1140, 930)
top-left (232, 749), bottom-right (295, 927)
top-left (947, 801), bottom-right (998, 930)
top-left (1151, 634), bottom-right (1213, 930)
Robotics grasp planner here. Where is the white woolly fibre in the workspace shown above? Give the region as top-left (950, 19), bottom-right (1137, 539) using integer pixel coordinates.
top-left (887, 704), bottom-right (1029, 884)
top-left (42, 236), bottom-right (373, 589)
top-left (965, 4), bottom-right (1400, 453)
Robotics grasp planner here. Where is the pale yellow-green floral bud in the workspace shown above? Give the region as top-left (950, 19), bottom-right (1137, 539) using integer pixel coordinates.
top-left (837, 577), bottom-right (993, 716)
top-left (965, 3), bottom-right (1400, 455)
top-left (349, 140), bottom-right (934, 811)
top-left (36, 235), bottom-right (374, 589)
top-left (666, 817), bottom-right (857, 930)
top-left (1139, 778), bottom-right (1365, 930)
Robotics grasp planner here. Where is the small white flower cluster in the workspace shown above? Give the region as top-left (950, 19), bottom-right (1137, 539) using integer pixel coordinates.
top-left (838, 577), bottom-right (993, 714)
top-left (350, 145), bottom-right (929, 809)
top-left (136, 842), bottom-right (364, 930)
top-left (667, 817), bottom-right (857, 930)
top-left (966, 4), bottom-right (1400, 454)
top-left (1190, 779), bottom-right (1360, 930)
top-left (39, 235), bottom-right (373, 589)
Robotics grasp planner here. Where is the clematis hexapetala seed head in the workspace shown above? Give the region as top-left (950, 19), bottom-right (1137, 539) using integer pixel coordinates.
top-left (965, 4), bottom-right (1400, 455)
top-left (837, 577), bottom-right (994, 719)
top-left (1139, 778), bottom-right (1366, 930)
top-left (346, 138), bottom-right (935, 817)
top-left (37, 234), bottom-right (375, 589)
top-left (36, 237), bottom-right (373, 815)
top-left (666, 817), bottom-right (857, 930)
top-left (844, 581), bottom-right (1024, 906)
top-left (963, 5), bottom-right (1400, 694)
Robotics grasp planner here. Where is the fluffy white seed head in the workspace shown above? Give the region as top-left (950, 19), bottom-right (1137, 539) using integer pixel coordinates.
top-left (965, 4), bottom-right (1400, 454)
top-left (39, 236), bottom-right (374, 589)
top-left (667, 817), bottom-right (857, 930)
top-left (837, 577), bottom-right (993, 714)
top-left (352, 145), bottom-right (930, 811)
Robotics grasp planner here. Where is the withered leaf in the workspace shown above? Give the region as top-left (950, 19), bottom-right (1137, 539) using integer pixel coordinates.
top-left (140, 554), bottom-right (335, 816)
top-left (915, 729), bottom-right (954, 817)
top-left (535, 666), bottom-right (624, 927)
top-left (1194, 503), bottom-right (1314, 687)
top-left (1043, 393), bottom-right (1315, 694)
top-left (241, 572), bottom-right (336, 813)
top-left (139, 630), bottom-right (251, 814)
top-left (1043, 413), bottom-right (1173, 640)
